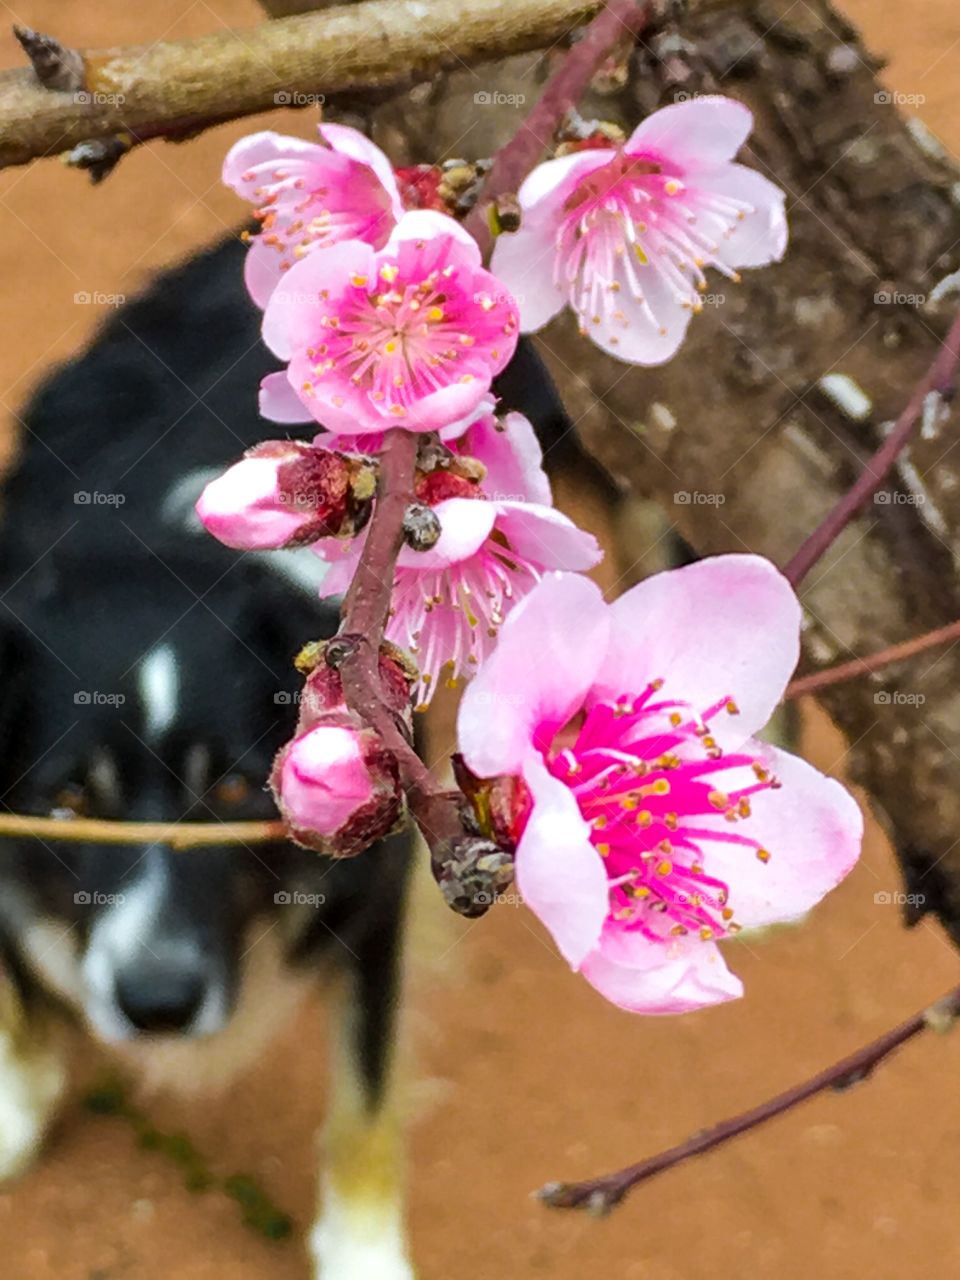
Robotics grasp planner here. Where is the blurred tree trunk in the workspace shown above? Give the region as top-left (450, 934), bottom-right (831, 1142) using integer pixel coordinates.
top-left (368, 1), bottom-right (960, 942)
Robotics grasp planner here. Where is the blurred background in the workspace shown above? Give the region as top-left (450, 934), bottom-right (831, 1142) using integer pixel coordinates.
top-left (1, 1), bottom-right (959, 1276)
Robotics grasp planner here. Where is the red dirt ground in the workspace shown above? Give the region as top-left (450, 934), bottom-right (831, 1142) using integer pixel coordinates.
top-left (1, 1), bottom-right (959, 1276)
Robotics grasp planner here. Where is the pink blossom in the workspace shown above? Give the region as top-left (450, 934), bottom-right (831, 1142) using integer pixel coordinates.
top-left (223, 124), bottom-right (403, 307)
top-left (259, 210), bottom-right (519, 435)
top-left (194, 440), bottom-right (373, 550)
top-left (312, 411), bottom-right (600, 707)
top-left (457, 558), bottom-right (862, 1014)
top-left (276, 726), bottom-right (376, 838)
top-left (271, 651), bottom-right (410, 857)
top-left (490, 97), bottom-right (787, 365)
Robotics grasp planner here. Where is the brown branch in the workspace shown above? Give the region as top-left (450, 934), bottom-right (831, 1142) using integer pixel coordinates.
top-left (0, 814), bottom-right (287, 849)
top-left (0, 0), bottom-right (606, 171)
top-left (463, 0), bottom-right (653, 257)
top-left (335, 430), bottom-right (468, 857)
top-left (783, 307), bottom-right (960, 587)
top-left (539, 985), bottom-right (960, 1214)
top-left (786, 617), bottom-right (960, 700)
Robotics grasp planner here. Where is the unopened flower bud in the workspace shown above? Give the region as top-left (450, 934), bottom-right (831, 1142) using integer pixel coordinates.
top-left (432, 837), bottom-right (516, 918)
top-left (196, 441), bottom-right (375, 551)
top-left (402, 503), bottom-right (442, 551)
top-left (271, 724), bottom-right (402, 857)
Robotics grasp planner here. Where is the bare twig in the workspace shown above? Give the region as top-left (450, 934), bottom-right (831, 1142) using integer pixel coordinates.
top-left (0, 0), bottom-right (605, 171)
top-left (539, 986), bottom-right (960, 1214)
top-left (0, 814), bottom-right (287, 849)
top-left (783, 308), bottom-right (960, 587)
top-left (463, 0), bottom-right (653, 257)
top-left (786, 617), bottom-right (960, 700)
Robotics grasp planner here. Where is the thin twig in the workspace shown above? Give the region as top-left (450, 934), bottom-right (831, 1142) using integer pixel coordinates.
top-left (786, 617), bottom-right (960, 700)
top-left (783, 308), bottom-right (960, 587)
top-left (0, 814), bottom-right (287, 849)
top-left (539, 985), bottom-right (960, 1214)
top-left (463, 0), bottom-right (653, 257)
top-left (335, 430), bottom-right (468, 854)
top-left (0, 0), bottom-right (605, 171)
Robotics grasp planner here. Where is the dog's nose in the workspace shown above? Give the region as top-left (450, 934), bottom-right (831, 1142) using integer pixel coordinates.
top-left (114, 965), bottom-right (207, 1033)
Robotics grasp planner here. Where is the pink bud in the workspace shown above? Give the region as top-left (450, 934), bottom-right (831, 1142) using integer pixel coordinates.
top-left (272, 721), bottom-right (403, 857)
top-left (279, 726), bottom-right (375, 834)
top-left (196, 441), bottom-right (375, 551)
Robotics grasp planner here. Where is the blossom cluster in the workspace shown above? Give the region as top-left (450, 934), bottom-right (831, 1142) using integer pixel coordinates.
top-left (197, 100), bottom-right (862, 1015)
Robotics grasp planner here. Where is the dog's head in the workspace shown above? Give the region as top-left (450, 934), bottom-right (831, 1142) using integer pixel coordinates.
top-left (0, 549), bottom-right (338, 1044)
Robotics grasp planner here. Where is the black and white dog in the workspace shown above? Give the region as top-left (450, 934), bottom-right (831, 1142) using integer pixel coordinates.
top-left (0, 236), bottom-right (418, 1278)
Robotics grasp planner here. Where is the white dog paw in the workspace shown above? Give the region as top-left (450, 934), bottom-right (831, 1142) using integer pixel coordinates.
top-left (309, 1221), bottom-right (416, 1280)
top-left (0, 1037), bottom-right (65, 1180)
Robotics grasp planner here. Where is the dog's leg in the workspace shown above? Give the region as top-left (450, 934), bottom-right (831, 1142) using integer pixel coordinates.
top-left (310, 906), bottom-right (415, 1280)
top-left (0, 979), bottom-right (67, 1180)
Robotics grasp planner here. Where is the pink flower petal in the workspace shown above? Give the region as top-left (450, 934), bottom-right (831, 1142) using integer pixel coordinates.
top-left (698, 743), bottom-right (863, 929)
top-left (317, 122), bottom-right (404, 220)
top-left (258, 370), bottom-right (312, 424)
top-left (437, 394), bottom-right (498, 444)
top-left (490, 153), bottom-right (613, 334)
top-left (222, 130), bottom-right (321, 191)
top-left (458, 572), bottom-right (609, 778)
top-left (489, 221), bottom-right (567, 334)
top-left (396, 497), bottom-right (497, 570)
top-left (584, 243), bottom-right (693, 365)
top-left (461, 411), bottom-right (552, 505)
top-left (626, 97), bottom-right (754, 170)
top-left (515, 754), bottom-right (608, 968)
top-left (581, 927), bottom-right (743, 1014)
top-left (494, 501), bottom-right (602, 570)
top-left (516, 148), bottom-right (614, 214)
top-left (244, 245), bottom-right (287, 310)
top-left (261, 240), bottom-right (376, 360)
top-left (592, 554), bottom-right (800, 749)
top-left (694, 165), bottom-right (788, 269)
top-left (386, 209), bottom-right (482, 265)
